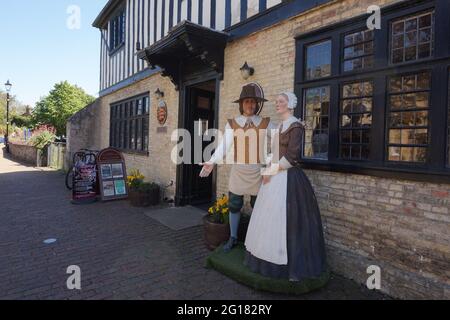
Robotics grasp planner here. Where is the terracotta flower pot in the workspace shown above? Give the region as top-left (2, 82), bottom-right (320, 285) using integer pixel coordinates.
top-left (203, 215), bottom-right (230, 251)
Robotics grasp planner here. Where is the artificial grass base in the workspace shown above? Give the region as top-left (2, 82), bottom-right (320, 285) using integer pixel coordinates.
top-left (206, 243), bottom-right (330, 295)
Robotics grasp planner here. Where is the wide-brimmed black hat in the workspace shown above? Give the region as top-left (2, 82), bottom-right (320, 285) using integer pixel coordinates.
top-left (233, 83), bottom-right (267, 115)
top-left (233, 83), bottom-right (268, 104)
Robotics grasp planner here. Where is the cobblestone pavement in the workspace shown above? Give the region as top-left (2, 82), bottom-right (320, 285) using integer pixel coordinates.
top-left (0, 146), bottom-right (390, 300)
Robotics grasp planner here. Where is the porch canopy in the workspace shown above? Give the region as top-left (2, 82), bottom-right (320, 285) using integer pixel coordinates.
top-left (137, 20), bottom-right (229, 90)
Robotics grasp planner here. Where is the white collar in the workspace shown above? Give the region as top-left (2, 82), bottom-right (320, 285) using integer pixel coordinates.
top-left (280, 116), bottom-right (299, 133)
top-left (235, 115), bottom-right (262, 128)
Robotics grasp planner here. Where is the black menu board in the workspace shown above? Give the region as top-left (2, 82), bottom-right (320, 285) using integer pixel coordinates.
top-left (72, 164), bottom-right (97, 203)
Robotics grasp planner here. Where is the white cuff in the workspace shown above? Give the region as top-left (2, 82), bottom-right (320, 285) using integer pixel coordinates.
top-left (261, 163), bottom-right (279, 176)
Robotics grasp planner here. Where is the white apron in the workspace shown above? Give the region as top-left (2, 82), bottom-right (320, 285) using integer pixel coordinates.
top-left (229, 164), bottom-right (263, 196)
top-left (244, 169), bottom-right (288, 265)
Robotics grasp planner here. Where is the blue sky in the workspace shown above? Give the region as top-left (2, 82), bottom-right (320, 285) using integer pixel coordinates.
top-left (0, 0), bottom-right (108, 107)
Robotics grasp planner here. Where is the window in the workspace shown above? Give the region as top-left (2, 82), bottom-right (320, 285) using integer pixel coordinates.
top-left (110, 94), bottom-right (149, 153)
top-left (110, 9), bottom-right (126, 52)
top-left (340, 81), bottom-right (373, 160)
top-left (387, 72), bottom-right (430, 163)
top-left (391, 11), bottom-right (434, 64)
top-left (303, 86), bottom-right (330, 160)
top-left (295, 1), bottom-right (450, 181)
top-left (343, 29), bottom-right (374, 72)
top-left (305, 40), bottom-right (332, 80)
top-left (447, 70), bottom-right (450, 167)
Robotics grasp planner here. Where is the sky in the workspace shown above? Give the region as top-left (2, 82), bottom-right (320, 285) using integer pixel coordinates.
top-left (0, 0), bottom-right (109, 107)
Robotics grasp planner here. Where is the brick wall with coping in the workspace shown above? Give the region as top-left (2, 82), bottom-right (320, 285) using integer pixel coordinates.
top-left (8, 142), bottom-right (39, 165)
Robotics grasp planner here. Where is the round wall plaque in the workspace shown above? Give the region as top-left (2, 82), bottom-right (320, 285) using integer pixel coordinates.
top-left (157, 100), bottom-right (168, 126)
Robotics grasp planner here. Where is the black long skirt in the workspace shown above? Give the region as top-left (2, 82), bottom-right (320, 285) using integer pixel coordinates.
top-left (244, 166), bottom-right (327, 281)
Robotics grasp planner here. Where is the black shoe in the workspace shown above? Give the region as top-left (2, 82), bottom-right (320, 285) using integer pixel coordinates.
top-left (223, 237), bottom-right (238, 253)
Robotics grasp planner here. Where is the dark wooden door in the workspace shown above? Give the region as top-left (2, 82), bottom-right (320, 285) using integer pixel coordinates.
top-left (187, 87), bottom-right (215, 204)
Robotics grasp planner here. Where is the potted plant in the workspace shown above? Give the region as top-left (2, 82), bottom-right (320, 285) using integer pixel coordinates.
top-left (203, 195), bottom-right (231, 250)
top-left (127, 169), bottom-right (161, 207)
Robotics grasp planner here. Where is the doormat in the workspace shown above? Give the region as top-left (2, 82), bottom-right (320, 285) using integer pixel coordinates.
top-left (144, 206), bottom-right (206, 231)
top-left (206, 243), bottom-right (331, 295)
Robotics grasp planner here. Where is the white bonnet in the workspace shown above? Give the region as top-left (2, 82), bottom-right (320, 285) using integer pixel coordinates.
top-left (280, 91), bottom-right (298, 109)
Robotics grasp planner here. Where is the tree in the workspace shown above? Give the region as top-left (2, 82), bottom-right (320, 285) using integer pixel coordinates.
top-left (11, 114), bottom-right (33, 128)
top-left (0, 90), bottom-right (26, 135)
top-left (32, 81), bottom-right (95, 136)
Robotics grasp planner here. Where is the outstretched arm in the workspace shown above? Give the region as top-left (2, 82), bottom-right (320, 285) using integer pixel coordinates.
top-left (200, 123), bottom-right (233, 178)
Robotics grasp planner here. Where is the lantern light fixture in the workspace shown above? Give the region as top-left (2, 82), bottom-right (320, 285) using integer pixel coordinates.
top-left (155, 88), bottom-right (165, 99)
top-left (240, 62), bottom-right (255, 80)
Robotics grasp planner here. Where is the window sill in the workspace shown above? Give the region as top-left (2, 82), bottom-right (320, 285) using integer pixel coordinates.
top-left (299, 159), bottom-right (450, 184)
top-left (113, 148), bottom-right (149, 157)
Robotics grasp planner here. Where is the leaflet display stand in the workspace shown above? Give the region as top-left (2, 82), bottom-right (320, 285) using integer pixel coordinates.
top-left (97, 148), bottom-right (128, 202)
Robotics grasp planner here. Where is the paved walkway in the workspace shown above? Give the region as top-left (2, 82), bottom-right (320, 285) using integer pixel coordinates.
top-left (0, 145), bottom-right (389, 300)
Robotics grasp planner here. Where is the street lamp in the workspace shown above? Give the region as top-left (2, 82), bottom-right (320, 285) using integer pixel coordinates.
top-left (4, 80), bottom-right (12, 153)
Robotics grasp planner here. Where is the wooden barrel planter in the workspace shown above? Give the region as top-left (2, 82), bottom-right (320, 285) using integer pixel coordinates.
top-left (203, 216), bottom-right (230, 251)
top-left (129, 186), bottom-right (160, 207)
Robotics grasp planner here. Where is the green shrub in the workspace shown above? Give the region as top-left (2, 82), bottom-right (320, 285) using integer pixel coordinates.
top-left (29, 130), bottom-right (56, 150)
top-left (138, 182), bottom-right (160, 193)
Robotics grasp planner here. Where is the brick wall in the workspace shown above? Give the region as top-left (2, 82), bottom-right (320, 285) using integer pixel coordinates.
top-left (215, 0), bottom-right (449, 299)
top-left (66, 100), bottom-right (100, 170)
top-left (8, 142), bottom-right (38, 165)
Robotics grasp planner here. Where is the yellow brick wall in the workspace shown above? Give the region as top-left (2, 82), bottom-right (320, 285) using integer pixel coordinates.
top-left (93, 73), bottom-right (179, 200)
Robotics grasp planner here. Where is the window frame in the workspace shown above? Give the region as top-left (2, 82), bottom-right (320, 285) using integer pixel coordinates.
top-left (388, 10), bottom-right (435, 66)
top-left (110, 93), bottom-right (150, 155)
top-left (109, 8), bottom-right (126, 55)
top-left (385, 69), bottom-right (431, 164)
top-left (447, 68), bottom-right (450, 168)
top-left (294, 0), bottom-right (450, 183)
top-left (339, 79), bottom-right (374, 161)
top-left (303, 38), bottom-right (333, 81)
top-left (341, 28), bottom-right (375, 73)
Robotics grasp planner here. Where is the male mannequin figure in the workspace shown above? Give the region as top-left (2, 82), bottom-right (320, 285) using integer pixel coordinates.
top-left (200, 83), bottom-right (275, 252)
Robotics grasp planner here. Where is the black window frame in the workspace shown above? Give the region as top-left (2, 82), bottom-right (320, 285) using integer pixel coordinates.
top-left (109, 8), bottom-right (126, 55)
top-left (385, 70), bottom-right (431, 164)
top-left (294, 0), bottom-right (450, 184)
top-left (110, 93), bottom-right (150, 155)
top-left (341, 28), bottom-right (375, 73)
top-left (304, 38), bottom-right (333, 81)
top-left (339, 79), bottom-right (374, 161)
top-left (447, 68), bottom-right (450, 167)
top-left (389, 10), bottom-right (435, 65)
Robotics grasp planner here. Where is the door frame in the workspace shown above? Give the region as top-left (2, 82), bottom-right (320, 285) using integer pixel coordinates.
top-left (175, 71), bottom-right (221, 206)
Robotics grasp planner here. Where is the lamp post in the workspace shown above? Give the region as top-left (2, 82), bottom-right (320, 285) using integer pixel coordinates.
top-left (4, 80), bottom-right (12, 153)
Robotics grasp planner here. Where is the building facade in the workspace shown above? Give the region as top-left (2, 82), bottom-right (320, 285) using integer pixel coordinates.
top-left (67, 0), bottom-right (450, 299)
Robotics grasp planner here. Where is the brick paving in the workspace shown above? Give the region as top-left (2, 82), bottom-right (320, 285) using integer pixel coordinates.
top-left (0, 145), bottom-right (390, 300)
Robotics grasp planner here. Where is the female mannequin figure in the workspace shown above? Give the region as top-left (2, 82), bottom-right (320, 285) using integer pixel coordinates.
top-left (244, 92), bottom-right (328, 281)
